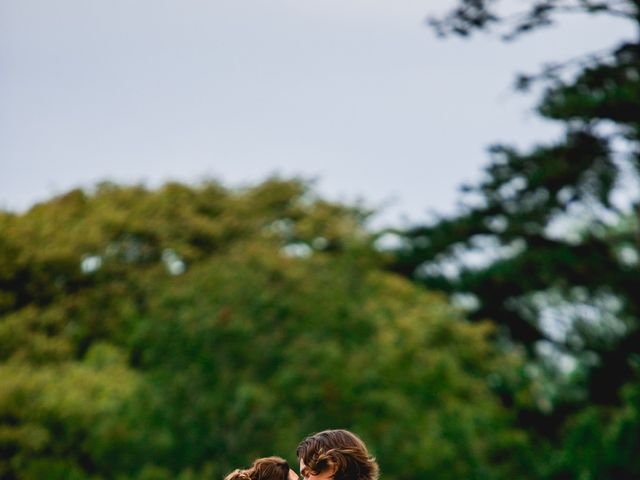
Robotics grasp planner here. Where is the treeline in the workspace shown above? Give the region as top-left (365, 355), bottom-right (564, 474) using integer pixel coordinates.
top-left (0, 180), bottom-right (531, 479)
top-left (1, 176), bottom-right (638, 480)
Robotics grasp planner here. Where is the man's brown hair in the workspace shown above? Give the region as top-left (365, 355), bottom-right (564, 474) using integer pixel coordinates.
top-left (296, 429), bottom-right (379, 480)
top-left (225, 456), bottom-right (291, 480)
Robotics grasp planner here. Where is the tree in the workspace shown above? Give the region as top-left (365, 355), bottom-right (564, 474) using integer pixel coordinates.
top-left (390, 0), bottom-right (640, 474)
top-left (0, 180), bottom-right (532, 480)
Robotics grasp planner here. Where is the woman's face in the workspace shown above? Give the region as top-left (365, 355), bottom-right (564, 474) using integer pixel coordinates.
top-left (299, 460), bottom-right (335, 480)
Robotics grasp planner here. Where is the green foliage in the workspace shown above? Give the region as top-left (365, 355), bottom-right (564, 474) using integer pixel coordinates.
top-left (542, 381), bottom-right (640, 479)
top-left (0, 350), bottom-right (140, 480)
top-left (0, 180), bottom-right (529, 479)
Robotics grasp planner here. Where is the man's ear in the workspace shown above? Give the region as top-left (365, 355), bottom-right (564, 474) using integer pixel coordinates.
top-left (327, 464), bottom-right (338, 478)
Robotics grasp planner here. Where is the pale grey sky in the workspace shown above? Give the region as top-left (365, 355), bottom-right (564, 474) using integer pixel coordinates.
top-left (1, 0), bottom-right (635, 226)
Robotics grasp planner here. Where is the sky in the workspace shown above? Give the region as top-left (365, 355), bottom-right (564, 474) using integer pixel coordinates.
top-left (1, 0), bottom-right (636, 227)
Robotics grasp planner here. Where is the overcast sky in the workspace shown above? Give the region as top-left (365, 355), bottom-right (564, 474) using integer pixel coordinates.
top-left (1, 0), bottom-right (635, 227)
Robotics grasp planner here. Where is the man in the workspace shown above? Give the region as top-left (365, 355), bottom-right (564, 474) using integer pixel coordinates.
top-left (296, 429), bottom-right (379, 480)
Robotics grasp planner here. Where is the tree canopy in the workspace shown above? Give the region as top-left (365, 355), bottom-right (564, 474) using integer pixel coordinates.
top-left (0, 180), bottom-right (531, 480)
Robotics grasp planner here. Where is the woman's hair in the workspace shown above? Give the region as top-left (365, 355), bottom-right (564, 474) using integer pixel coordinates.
top-left (296, 430), bottom-right (379, 480)
top-left (224, 456), bottom-right (291, 480)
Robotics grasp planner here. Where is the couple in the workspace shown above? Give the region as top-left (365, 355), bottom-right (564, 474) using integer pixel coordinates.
top-left (225, 429), bottom-right (378, 480)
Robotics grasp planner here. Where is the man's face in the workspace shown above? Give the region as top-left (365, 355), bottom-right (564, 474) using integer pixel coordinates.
top-left (299, 459), bottom-right (335, 480)
top-left (288, 469), bottom-right (300, 480)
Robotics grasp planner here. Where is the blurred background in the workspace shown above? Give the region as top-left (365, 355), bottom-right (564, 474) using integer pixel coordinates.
top-left (1, 1), bottom-right (639, 479)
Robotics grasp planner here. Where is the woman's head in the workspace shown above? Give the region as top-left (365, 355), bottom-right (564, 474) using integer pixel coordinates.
top-left (296, 430), bottom-right (379, 480)
top-left (225, 456), bottom-right (298, 480)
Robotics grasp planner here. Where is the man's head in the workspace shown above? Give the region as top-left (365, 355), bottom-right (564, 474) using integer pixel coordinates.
top-left (296, 430), bottom-right (379, 480)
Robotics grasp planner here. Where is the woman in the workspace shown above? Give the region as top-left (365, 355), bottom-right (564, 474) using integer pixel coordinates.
top-left (225, 456), bottom-right (299, 480)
